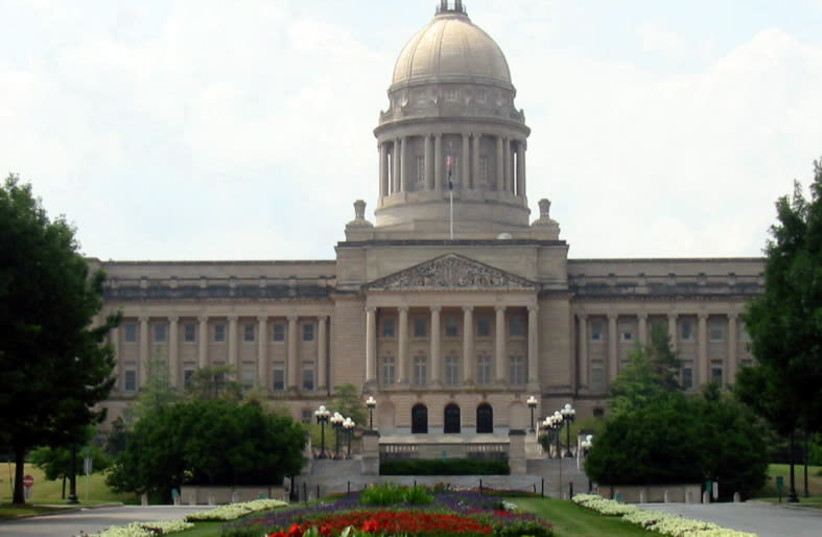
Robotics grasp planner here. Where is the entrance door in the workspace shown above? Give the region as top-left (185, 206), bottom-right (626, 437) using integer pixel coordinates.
top-left (444, 403), bottom-right (461, 434)
top-left (411, 404), bottom-right (428, 434)
top-left (476, 403), bottom-right (493, 433)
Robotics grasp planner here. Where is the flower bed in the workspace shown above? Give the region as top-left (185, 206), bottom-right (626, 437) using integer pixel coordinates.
top-left (186, 498), bottom-right (289, 521)
top-left (87, 519), bottom-right (193, 537)
top-left (223, 486), bottom-right (553, 537)
top-left (573, 494), bottom-right (759, 537)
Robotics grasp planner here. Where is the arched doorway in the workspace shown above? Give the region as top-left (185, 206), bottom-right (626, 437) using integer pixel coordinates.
top-left (444, 403), bottom-right (461, 434)
top-left (411, 404), bottom-right (428, 434)
top-left (476, 403), bottom-right (493, 433)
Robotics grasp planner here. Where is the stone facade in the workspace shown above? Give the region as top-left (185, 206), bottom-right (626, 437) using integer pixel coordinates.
top-left (94, 2), bottom-right (761, 438)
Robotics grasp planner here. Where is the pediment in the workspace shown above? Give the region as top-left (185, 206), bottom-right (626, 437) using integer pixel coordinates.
top-left (365, 254), bottom-right (538, 292)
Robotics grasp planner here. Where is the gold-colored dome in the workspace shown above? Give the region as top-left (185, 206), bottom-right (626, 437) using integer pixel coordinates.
top-left (391, 10), bottom-right (512, 88)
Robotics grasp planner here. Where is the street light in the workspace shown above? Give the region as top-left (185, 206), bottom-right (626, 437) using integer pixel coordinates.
top-left (546, 412), bottom-right (563, 458)
top-left (560, 403), bottom-right (576, 457)
top-left (526, 395), bottom-right (538, 432)
top-left (314, 405), bottom-right (331, 459)
top-left (365, 396), bottom-right (376, 430)
top-left (343, 417), bottom-right (355, 457)
top-left (330, 411), bottom-right (344, 459)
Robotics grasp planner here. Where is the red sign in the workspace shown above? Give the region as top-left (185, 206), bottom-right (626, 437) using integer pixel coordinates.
top-left (23, 475), bottom-right (34, 488)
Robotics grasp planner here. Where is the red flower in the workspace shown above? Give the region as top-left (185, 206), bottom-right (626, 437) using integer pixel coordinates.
top-left (362, 519), bottom-right (380, 533)
top-left (287, 523), bottom-right (303, 537)
top-left (268, 533), bottom-right (287, 537)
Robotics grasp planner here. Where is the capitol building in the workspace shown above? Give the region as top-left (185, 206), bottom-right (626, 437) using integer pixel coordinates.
top-left (95, 1), bottom-right (761, 438)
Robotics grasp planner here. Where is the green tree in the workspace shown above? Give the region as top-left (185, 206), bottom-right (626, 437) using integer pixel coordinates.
top-left (185, 365), bottom-right (242, 401)
top-left (609, 324), bottom-right (681, 415)
top-left (736, 157), bottom-right (822, 500)
top-left (0, 175), bottom-right (119, 505)
top-left (29, 426), bottom-right (111, 499)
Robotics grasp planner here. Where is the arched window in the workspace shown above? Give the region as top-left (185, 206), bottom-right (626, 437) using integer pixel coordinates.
top-left (444, 403), bottom-right (461, 434)
top-left (411, 404), bottom-right (428, 434)
top-left (476, 403), bottom-right (493, 434)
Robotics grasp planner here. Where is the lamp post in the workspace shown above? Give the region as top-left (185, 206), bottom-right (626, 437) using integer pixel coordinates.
top-left (366, 396), bottom-right (376, 430)
top-left (330, 411), bottom-right (344, 459)
top-left (580, 434), bottom-right (594, 491)
top-left (314, 405), bottom-right (330, 459)
top-left (343, 417), bottom-right (355, 457)
top-left (526, 395), bottom-right (538, 432)
top-left (560, 403), bottom-right (576, 457)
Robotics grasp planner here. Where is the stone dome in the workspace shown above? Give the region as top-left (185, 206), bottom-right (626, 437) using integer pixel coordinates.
top-left (391, 8), bottom-right (512, 89)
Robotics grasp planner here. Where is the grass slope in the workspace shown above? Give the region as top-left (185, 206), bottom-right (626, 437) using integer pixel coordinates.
top-left (514, 497), bottom-right (656, 537)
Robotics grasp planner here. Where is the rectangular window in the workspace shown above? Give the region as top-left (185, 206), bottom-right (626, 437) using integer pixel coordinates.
top-left (301, 409), bottom-right (313, 425)
top-left (243, 323), bottom-right (255, 342)
top-left (681, 362), bottom-right (694, 390)
top-left (413, 355), bottom-right (427, 386)
top-left (477, 90), bottom-right (487, 103)
top-left (680, 320), bottom-right (693, 342)
top-left (153, 323), bottom-right (166, 343)
top-left (478, 156), bottom-right (489, 185)
top-left (590, 320), bottom-right (603, 342)
top-left (509, 355), bottom-right (525, 385)
top-left (302, 323), bottom-right (315, 342)
top-left (711, 360), bottom-right (724, 384)
top-left (416, 156), bottom-right (425, 185)
top-left (241, 363), bottom-right (255, 388)
top-left (183, 323), bottom-right (196, 343)
top-left (272, 323), bottom-right (286, 342)
top-left (272, 365), bottom-right (285, 391)
top-left (124, 369), bottom-right (137, 391)
top-left (709, 320), bottom-right (724, 342)
top-left (445, 356), bottom-right (459, 386)
top-left (302, 367), bottom-right (315, 391)
top-left (590, 362), bottom-right (605, 392)
top-left (381, 356), bottom-right (396, 386)
top-left (413, 317), bottom-right (427, 338)
top-left (445, 88), bottom-right (458, 101)
top-left (445, 316), bottom-right (460, 338)
top-left (476, 355), bottom-right (492, 385)
top-left (124, 323), bottom-right (138, 343)
top-left (183, 368), bottom-right (195, 388)
top-left (621, 329), bottom-right (633, 342)
top-left (382, 318), bottom-right (396, 338)
top-left (214, 323), bottom-right (226, 343)
top-left (477, 316), bottom-right (491, 338)
top-left (509, 315), bottom-right (525, 337)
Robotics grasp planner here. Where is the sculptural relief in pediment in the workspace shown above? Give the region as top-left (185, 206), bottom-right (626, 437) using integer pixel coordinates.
top-left (365, 254), bottom-right (538, 291)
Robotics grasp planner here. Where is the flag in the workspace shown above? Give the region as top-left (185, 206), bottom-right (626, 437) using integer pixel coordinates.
top-left (446, 151), bottom-right (453, 191)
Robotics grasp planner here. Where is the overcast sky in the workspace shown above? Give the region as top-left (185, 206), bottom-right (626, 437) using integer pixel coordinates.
top-left (2, 0), bottom-right (822, 261)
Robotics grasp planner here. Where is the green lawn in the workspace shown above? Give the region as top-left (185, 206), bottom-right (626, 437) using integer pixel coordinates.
top-left (514, 497), bottom-right (657, 537)
top-left (756, 463), bottom-right (822, 501)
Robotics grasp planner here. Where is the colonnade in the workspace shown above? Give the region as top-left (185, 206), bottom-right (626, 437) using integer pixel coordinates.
top-left (378, 133), bottom-right (526, 196)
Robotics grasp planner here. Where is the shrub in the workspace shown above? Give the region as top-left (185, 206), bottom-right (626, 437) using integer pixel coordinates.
top-left (360, 482), bottom-right (433, 506)
top-left (380, 458), bottom-right (509, 475)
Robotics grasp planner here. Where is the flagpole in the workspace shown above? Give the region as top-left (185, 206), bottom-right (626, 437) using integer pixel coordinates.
top-left (450, 188), bottom-right (454, 240)
top-left (447, 142), bottom-right (454, 240)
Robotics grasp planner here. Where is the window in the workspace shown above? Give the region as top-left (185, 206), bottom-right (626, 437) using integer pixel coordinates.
top-left (445, 88), bottom-right (458, 102)
top-left (681, 362), bottom-right (694, 390)
top-left (445, 355), bottom-right (459, 386)
top-left (711, 360), bottom-right (724, 384)
top-left (413, 354), bottom-right (427, 386)
top-left (509, 315), bottom-right (525, 337)
top-left (476, 355), bottom-right (492, 385)
top-left (381, 355), bottom-right (395, 385)
top-left (183, 323), bottom-right (196, 343)
top-left (445, 316), bottom-right (459, 338)
top-left (272, 323), bottom-right (286, 342)
top-left (621, 329), bottom-right (633, 342)
top-left (124, 323), bottom-right (138, 343)
top-left (411, 404), bottom-right (428, 434)
top-left (590, 362), bottom-right (605, 392)
top-left (183, 368), bottom-right (195, 388)
top-left (272, 365), bottom-right (285, 391)
top-left (476, 403), bottom-right (493, 434)
top-left (301, 409), bottom-right (313, 425)
top-left (382, 318), bottom-right (396, 338)
top-left (509, 355), bottom-right (525, 385)
top-left (243, 323), bottom-right (255, 342)
top-left (302, 323), bottom-right (315, 342)
top-left (476, 89), bottom-right (487, 103)
top-left (680, 320), bottom-right (694, 341)
top-left (302, 366), bottom-right (315, 391)
top-left (478, 156), bottom-right (489, 186)
top-left (153, 323), bottom-right (166, 343)
top-left (241, 363), bottom-right (255, 388)
top-left (709, 320), bottom-right (724, 342)
top-left (413, 317), bottom-right (427, 338)
top-left (416, 156), bottom-right (425, 185)
top-left (590, 320), bottom-right (603, 342)
top-left (477, 316), bottom-right (491, 337)
top-left (124, 370), bottom-right (137, 391)
top-left (214, 323), bottom-right (226, 342)
top-left (444, 403), bottom-right (461, 434)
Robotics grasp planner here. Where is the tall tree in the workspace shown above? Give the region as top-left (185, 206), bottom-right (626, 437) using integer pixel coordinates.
top-left (0, 175), bottom-right (119, 505)
top-left (737, 157), bottom-right (822, 501)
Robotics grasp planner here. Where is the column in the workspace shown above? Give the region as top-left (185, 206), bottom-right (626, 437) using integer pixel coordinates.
top-left (430, 306), bottom-right (442, 385)
top-left (168, 316), bottom-right (179, 388)
top-left (527, 306), bottom-right (539, 384)
top-left (434, 134), bottom-right (443, 191)
top-left (198, 316), bottom-right (208, 368)
top-left (392, 139), bottom-right (401, 193)
top-left (365, 308), bottom-right (377, 383)
top-left (638, 313), bottom-right (648, 346)
top-left (461, 133), bottom-right (470, 188)
top-left (518, 140), bottom-right (526, 196)
top-left (424, 135), bottom-right (434, 190)
top-left (495, 306), bottom-right (506, 384)
top-left (506, 139), bottom-right (515, 193)
top-left (228, 315), bottom-right (239, 372)
top-left (698, 313), bottom-right (708, 386)
top-left (668, 313), bottom-right (678, 351)
top-left (472, 134), bottom-right (480, 188)
top-left (399, 136), bottom-right (407, 192)
top-left (514, 142), bottom-right (523, 196)
top-left (727, 313), bottom-right (739, 381)
top-left (287, 316), bottom-right (299, 390)
top-left (257, 315), bottom-right (268, 389)
top-left (496, 137), bottom-right (505, 192)
top-left (462, 306), bottom-right (474, 384)
top-left (578, 314), bottom-right (588, 388)
top-left (317, 315), bottom-right (328, 390)
top-left (379, 143), bottom-right (388, 197)
top-left (607, 313), bottom-right (618, 383)
top-left (139, 317), bottom-right (149, 386)
top-left (397, 307), bottom-right (409, 384)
